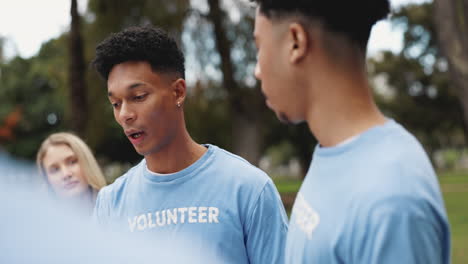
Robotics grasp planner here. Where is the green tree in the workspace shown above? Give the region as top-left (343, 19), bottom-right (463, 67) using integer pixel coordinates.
top-left (368, 3), bottom-right (466, 158)
top-left (69, 0), bottom-right (88, 136)
top-left (434, 0), bottom-right (468, 133)
top-left (0, 36), bottom-right (4, 63)
top-left (184, 0), bottom-right (316, 172)
top-left (2, 1), bottom-right (318, 173)
top-left (0, 37), bottom-right (69, 158)
top-left (184, 80), bottom-right (232, 149)
top-left (2, 1), bottom-right (191, 163)
top-left (203, 0), bottom-right (266, 164)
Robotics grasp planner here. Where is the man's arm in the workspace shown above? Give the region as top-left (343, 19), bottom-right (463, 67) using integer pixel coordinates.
top-left (244, 179), bottom-right (289, 264)
top-left (351, 196), bottom-right (450, 264)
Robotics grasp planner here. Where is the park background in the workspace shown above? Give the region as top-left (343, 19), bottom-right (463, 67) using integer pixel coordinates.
top-left (0, 0), bottom-right (467, 262)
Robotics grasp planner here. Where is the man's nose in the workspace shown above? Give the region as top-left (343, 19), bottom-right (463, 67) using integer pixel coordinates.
top-left (254, 62), bottom-right (262, 80)
top-left (119, 103), bottom-right (136, 124)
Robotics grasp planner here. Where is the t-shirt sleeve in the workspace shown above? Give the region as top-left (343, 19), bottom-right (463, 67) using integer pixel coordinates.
top-left (351, 196), bottom-right (449, 264)
top-left (244, 179), bottom-right (289, 264)
top-left (92, 188), bottom-right (110, 225)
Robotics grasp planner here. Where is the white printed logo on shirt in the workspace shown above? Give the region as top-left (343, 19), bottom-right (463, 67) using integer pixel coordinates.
top-left (128, 206), bottom-right (219, 232)
top-left (293, 193), bottom-right (320, 240)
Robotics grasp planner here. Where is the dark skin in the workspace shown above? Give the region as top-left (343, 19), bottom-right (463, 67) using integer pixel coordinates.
top-left (107, 61), bottom-right (206, 174)
top-left (253, 10), bottom-right (386, 147)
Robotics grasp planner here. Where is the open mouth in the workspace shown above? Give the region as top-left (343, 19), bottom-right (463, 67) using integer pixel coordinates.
top-left (130, 132), bottom-right (143, 139)
top-left (126, 130), bottom-right (146, 145)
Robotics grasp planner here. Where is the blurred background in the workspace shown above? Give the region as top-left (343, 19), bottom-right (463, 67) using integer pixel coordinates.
top-left (0, 0), bottom-right (467, 262)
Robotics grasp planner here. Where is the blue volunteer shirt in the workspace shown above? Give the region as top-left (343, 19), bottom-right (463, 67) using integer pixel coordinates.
top-left (94, 144), bottom-right (288, 264)
top-left (286, 120), bottom-right (450, 264)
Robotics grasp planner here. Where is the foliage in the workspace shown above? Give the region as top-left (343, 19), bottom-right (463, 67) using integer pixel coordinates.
top-left (184, 80), bottom-right (232, 150)
top-left (0, 38), bottom-right (68, 158)
top-left (186, 0), bottom-right (316, 169)
top-left (0, 36), bottom-right (4, 63)
top-left (368, 3), bottom-right (466, 157)
top-left (1, 1), bottom-right (465, 176)
top-left (1, 0), bottom-right (192, 163)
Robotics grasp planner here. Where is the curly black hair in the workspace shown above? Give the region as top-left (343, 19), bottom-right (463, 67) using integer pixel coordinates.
top-left (92, 26), bottom-right (185, 80)
top-left (251, 0), bottom-right (390, 52)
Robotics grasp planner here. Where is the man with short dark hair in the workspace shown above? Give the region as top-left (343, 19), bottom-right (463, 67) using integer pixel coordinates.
top-left (92, 26), bottom-right (288, 264)
top-left (250, 0), bottom-right (450, 263)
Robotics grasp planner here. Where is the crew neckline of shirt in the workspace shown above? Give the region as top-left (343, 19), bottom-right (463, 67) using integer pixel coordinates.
top-left (324, 133), bottom-right (360, 148)
top-left (142, 144), bottom-right (215, 184)
top-left (314, 118), bottom-right (396, 157)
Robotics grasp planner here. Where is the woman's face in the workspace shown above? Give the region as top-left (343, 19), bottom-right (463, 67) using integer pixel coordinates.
top-left (42, 144), bottom-right (90, 198)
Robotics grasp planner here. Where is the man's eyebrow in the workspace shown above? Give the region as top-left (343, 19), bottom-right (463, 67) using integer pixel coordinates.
top-left (108, 83), bottom-right (144, 97)
top-left (129, 83), bottom-right (144, 89)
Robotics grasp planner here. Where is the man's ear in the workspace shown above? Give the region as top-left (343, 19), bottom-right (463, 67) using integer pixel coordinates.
top-left (172, 78), bottom-right (186, 107)
top-left (288, 23), bottom-right (309, 64)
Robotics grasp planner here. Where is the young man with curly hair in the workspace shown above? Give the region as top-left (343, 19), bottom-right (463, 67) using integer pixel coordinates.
top-left (250, 0), bottom-right (450, 263)
top-left (92, 26), bottom-right (287, 263)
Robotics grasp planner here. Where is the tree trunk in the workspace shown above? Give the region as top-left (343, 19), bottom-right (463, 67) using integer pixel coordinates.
top-left (0, 36), bottom-right (4, 63)
top-left (206, 0), bottom-right (243, 113)
top-left (232, 115), bottom-right (262, 164)
top-left (434, 0), bottom-right (468, 132)
top-left (206, 0), bottom-right (263, 164)
top-left (69, 0), bottom-right (87, 136)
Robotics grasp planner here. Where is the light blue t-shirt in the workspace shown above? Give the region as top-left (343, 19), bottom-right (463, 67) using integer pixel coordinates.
top-left (94, 144), bottom-right (288, 264)
top-left (286, 120), bottom-right (450, 264)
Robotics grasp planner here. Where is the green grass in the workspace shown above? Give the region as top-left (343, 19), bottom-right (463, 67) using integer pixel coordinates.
top-left (440, 170), bottom-right (468, 184)
top-left (439, 171), bottom-right (468, 263)
top-left (273, 178), bottom-right (302, 194)
top-left (274, 171), bottom-right (468, 264)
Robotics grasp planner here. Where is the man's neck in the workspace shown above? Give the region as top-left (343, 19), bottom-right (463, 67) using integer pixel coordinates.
top-left (305, 71), bottom-right (386, 147)
top-left (145, 129), bottom-right (207, 174)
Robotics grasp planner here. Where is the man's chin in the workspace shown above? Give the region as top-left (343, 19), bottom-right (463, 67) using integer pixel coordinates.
top-left (277, 112), bottom-right (292, 125)
top-left (133, 147), bottom-right (147, 156)
top-left (277, 112), bottom-right (303, 125)
top-left (137, 145), bottom-right (165, 157)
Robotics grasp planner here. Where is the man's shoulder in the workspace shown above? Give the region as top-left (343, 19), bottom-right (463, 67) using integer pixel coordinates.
top-left (355, 120), bottom-right (435, 180)
top-left (380, 120), bottom-right (428, 156)
top-left (211, 145), bottom-right (270, 182)
top-left (212, 145), bottom-right (263, 172)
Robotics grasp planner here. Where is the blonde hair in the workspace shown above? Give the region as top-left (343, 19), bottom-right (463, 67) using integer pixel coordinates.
top-left (36, 132), bottom-right (107, 198)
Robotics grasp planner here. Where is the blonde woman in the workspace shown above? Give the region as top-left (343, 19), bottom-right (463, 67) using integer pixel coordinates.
top-left (37, 132), bottom-right (106, 213)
